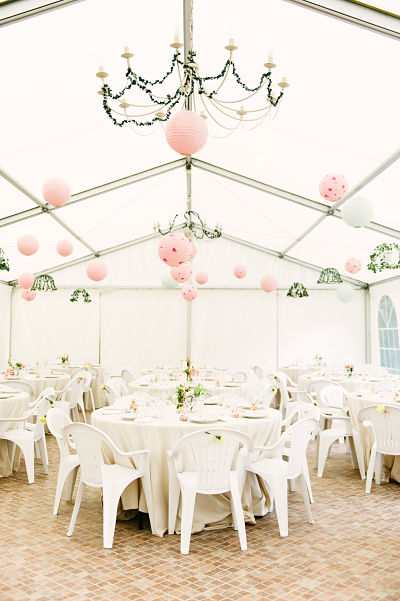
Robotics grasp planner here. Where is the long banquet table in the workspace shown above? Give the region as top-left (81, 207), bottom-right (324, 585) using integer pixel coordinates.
top-left (91, 405), bottom-right (281, 537)
top-left (0, 390), bottom-right (29, 477)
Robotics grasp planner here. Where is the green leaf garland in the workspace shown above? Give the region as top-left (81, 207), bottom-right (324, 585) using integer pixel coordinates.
top-left (367, 242), bottom-right (400, 273)
top-left (70, 289), bottom-right (92, 303)
top-left (317, 268), bottom-right (343, 284)
top-left (287, 282), bottom-right (309, 298)
top-left (31, 274), bottom-right (57, 291)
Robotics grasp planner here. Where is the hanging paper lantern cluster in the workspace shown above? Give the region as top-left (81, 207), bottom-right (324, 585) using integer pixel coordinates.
top-left (17, 234), bottom-right (39, 256)
top-left (195, 271), bottom-right (208, 285)
top-left (260, 275), bottom-right (277, 293)
top-left (161, 273), bottom-right (178, 289)
top-left (345, 258), bottom-right (361, 274)
top-left (233, 265), bottom-right (247, 279)
top-left (158, 233), bottom-right (191, 267)
top-left (165, 111), bottom-right (208, 156)
top-left (287, 282), bottom-right (309, 298)
top-left (182, 284), bottom-right (198, 302)
top-left (317, 268), bottom-right (343, 284)
top-left (42, 178), bottom-right (71, 208)
top-left (341, 196), bottom-right (373, 228)
top-left (86, 259), bottom-right (108, 282)
top-left (336, 284), bottom-right (354, 303)
top-left (319, 173), bottom-right (348, 202)
top-left (170, 263), bottom-right (192, 283)
top-left (18, 272), bottom-right (35, 290)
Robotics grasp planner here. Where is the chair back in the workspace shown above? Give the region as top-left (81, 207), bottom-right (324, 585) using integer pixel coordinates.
top-left (230, 371), bottom-right (247, 383)
top-left (284, 401), bottom-right (320, 428)
top-left (253, 366), bottom-right (265, 380)
top-left (281, 418), bottom-right (319, 479)
top-left (358, 405), bottom-right (400, 455)
top-left (121, 368), bottom-right (137, 385)
top-left (319, 384), bottom-right (348, 408)
top-left (171, 428), bottom-right (253, 492)
top-left (307, 378), bottom-right (335, 397)
top-left (46, 407), bottom-right (73, 458)
top-left (107, 377), bottom-right (128, 396)
top-left (33, 393), bottom-right (55, 440)
top-left (69, 374), bottom-right (91, 405)
top-left (0, 380), bottom-right (35, 402)
top-left (63, 423), bottom-right (110, 487)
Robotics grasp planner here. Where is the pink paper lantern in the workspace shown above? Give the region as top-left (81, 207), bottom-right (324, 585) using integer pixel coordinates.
top-left (86, 259), bottom-right (108, 281)
top-left (170, 263), bottom-right (192, 283)
top-left (319, 173), bottom-right (348, 202)
top-left (17, 234), bottom-right (39, 256)
top-left (195, 271), bottom-right (208, 285)
top-left (56, 239), bottom-right (73, 257)
top-left (182, 284), bottom-right (198, 302)
top-left (22, 289), bottom-right (36, 302)
top-left (188, 240), bottom-right (197, 261)
top-left (18, 272), bottom-right (35, 290)
top-left (42, 178), bottom-right (71, 208)
top-left (158, 233), bottom-right (191, 267)
top-left (260, 275), bottom-right (278, 293)
top-left (234, 265), bottom-right (247, 279)
top-left (165, 111), bottom-right (208, 156)
top-left (345, 257), bottom-right (362, 274)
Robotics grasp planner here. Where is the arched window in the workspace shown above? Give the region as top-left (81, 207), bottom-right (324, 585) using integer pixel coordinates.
top-left (378, 295), bottom-right (400, 374)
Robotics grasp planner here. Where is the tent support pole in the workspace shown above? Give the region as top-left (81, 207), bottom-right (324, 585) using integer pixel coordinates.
top-left (276, 291), bottom-right (279, 368)
top-left (8, 286), bottom-right (14, 362)
top-left (365, 286), bottom-right (371, 363)
top-left (98, 290), bottom-right (102, 364)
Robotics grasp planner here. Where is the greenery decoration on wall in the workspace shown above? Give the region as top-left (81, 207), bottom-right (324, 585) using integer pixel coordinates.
top-left (317, 268), bottom-right (343, 284)
top-left (287, 282), bottom-right (309, 298)
top-left (70, 289), bottom-right (92, 303)
top-left (31, 274), bottom-right (57, 291)
top-left (368, 242), bottom-right (400, 273)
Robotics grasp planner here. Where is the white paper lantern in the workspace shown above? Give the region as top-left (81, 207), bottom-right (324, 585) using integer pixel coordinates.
top-left (161, 273), bottom-right (178, 289)
top-left (336, 284), bottom-right (354, 303)
top-left (341, 196), bottom-right (373, 228)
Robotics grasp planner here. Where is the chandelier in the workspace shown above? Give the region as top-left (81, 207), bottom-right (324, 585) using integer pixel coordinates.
top-left (154, 210), bottom-right (221, 240)
top-left (96, 2), bottom-right (288, 138)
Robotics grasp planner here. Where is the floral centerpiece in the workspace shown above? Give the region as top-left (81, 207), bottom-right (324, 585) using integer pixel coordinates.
top-left (345, 364), bottom-right (354, 377)
top-left (184, 358), bottom-right (199, 381)
top-left (7, 360), bottom-right (24, 375)
top-left (59, 354), bottom-right (69, 365)
top-left (176, 381), bottom-right (208, 412)
top-left (313, 354), bottom-right (323, 367)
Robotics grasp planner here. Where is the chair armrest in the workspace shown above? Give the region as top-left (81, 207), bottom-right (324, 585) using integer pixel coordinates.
top-left (320, 413), bottom-right (349, 421)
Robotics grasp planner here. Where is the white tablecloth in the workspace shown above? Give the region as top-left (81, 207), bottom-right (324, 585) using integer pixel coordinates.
top-left (0, 391), bottom-right (29, 477)
top-left (128, 380), bottom-right (250, 402)
top-left (298, 373), bottom-right (389, 395)
top-left (278, 365), bottom-right (315, 384)
top-left (347, 392), bottom-right (400, 483)
top-left (91, 406), bottom-right (282, 537)
top-left (18, 373), bottom-right (70, 398)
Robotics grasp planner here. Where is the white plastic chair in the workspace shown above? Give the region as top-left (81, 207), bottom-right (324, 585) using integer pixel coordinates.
top-left (57, 374), bottom-right (91, 422)
top-left (167, 428), bottom-right (254, 555)
top-left (230, 371), bottom-right (247, 383)
top-left (253, 366), bottom-right (265, 380)
top-left (315, 385), bottom-right (365, 479)
top-left (63, 422), bottom-right (154, 549)
top-left (108, 376), bottom-right (129, 396)
top-left (0, 394), bottom-right (51, 484)
top-left (358, 404), bottom-right (400, 493)
top-left (275, 371), bottom-right (301, 398)
top-left (247, 418), bottom-right (319, 537)
top-left (46, 408), bottom-right (80, 514)
top-left (121, 368), bottom-right (138, 386)
top-left (70, 368), bottom-right (95, 412)
top-left (0, 379), bottom-right (35, 404)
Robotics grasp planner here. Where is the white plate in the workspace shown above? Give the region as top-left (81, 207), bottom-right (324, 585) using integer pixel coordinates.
top-left (121, 415), bottom-right (136, 421)
top-left (204, 400), bottom-right (218, 405)
top-left (45, 375), bottom-right (60, 378)
top-left (101, 408), bottom-right (123, 415)
top-left (242, 410), bottom-right (270, 419)
top-left (189, 417), bottom-right (219, 424)
top-left (139, 383), bottom-right (149, 387)
top-left (224, 382), bottom-right (240, 388)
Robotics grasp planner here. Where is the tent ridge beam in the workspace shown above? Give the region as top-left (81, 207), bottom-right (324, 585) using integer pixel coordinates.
top-left (0, 0), bottom-right (85, 28)
top-left (0, 159), bottom-right (185, 230)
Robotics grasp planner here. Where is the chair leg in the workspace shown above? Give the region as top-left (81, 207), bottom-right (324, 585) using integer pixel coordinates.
top-left (168, 457), bottom-right (180, 535)
top-left (89, 389), bottom-right (96, 412)
top-left (65, 466), bottom-right (79, 502)
top-left (37, 436), bottom-right (49, 475)
top-left (314, 433), bottom-right (320, 470)
top-left (34, 441), bottom-right (40, 459)
top-left (366, 445), bottom-right (376, 494)
top-left (141, 472), bottom-right (155, 535)
top-left (42, 433), bottom-right (49, 466)
top-left (9, 442), bottom-right (16, 471)
top-left (102, 486), bottom-right (122, 549)
top-left (67, 480), bottom-right (85, 536)
top-left (16, 439), bottom-right (35, 484)
top-left (299, 472), bottom-right (314, 525)
top-left (289, 479), bottom-right (296, 492)
top-left (375, 452), bottom-right (384, 485)
top-left (317, 434), bottom-right (336, 477)
top-left (78, 401), bottom-right (87, 423)
top-left (349, 433), bottom-right (366, 480)
top-left (180, 487), bottom-right (197, 555)
top-left (268, 476), bottom-right (288, 537)
top-left (302, 458), bottom-right (314, 503)
top-left (229, 474), bottom-right (247, 551)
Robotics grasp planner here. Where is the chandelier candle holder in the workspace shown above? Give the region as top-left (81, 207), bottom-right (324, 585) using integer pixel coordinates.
top-left (0, 248), bottom-right (10, 271)
top-left (31, 275), bottom-right (57, 292)
top-left (96, 30), bottom-right (288, 138)
top-left (70, 289), bottom-right (92, 303)
top-left (155, 210), bottom-right (221, 240)
top-left (368, 242), bottom-right (400, 273)
top-left (287, 282), bottom-right (309, 298)
top-left (317, 268), bottom-right (343, 284)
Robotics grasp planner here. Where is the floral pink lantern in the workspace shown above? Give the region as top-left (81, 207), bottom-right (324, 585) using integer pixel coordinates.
top-left (182, 284), bottom-right (198, 302)
top-left (86, 259), bottom-right (108, 281)
top-left (42, 178), bottom-right (71, 208)
top-left (188, 240), bottom-right (197, 261)
top-left (170, 263), bottom-right (192, 283)
top-left (158, 233), bottom-right (191, 267)
top-left (17, 234), bottom-right (39, 256)
top-left (165, 111), bottom-right (208, 156)
top-left (234, 265), bottom-right (247, 279)
top-left (18, 272), bottom-right (35, 290)
top-left (260, 275), bottom-right (278, 293)
top-left (22, 289), bottom-right (36, 302)
top-left (319, 173), bottom-right (348, 202)
top-left (345, 257), bottom-right (362, 274)
top-left (56, 239), bottom-right (73, 257)
top-left (195, 271), bottom-right (208, 285)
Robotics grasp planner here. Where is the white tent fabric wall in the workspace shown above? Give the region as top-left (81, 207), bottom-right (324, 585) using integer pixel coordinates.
top-left (0, 284), bottom-right (11, 367)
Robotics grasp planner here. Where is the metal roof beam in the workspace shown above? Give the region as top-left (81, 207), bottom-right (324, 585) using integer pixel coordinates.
top-left (0, 159), bottom-right (185, 229)
top-left (282, 0), bottom-right (400, 40)
top-left (281, 147), bottom-right (400, 256)
top-left (369, 274), bottom-right (400, 288)
top-left (221, 232), bottom-right (367, 287)
top-left (0, 0), bottom-right (85, 27)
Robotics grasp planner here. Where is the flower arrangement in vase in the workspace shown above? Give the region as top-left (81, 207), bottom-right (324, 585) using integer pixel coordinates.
top-left (313, 354), bottom-right (323, 366)
top-left (345, 364), bottom-right (354, 377)
top-left (176, 381), bottom-right (208, 412)
top-left (59, 354), bottom-right (69, 365)
top-left (7, 360), bottom-right (24, 375)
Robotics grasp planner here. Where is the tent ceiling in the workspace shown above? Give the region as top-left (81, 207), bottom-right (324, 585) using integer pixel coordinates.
top-left (0, 0), bottom-right (399, 287)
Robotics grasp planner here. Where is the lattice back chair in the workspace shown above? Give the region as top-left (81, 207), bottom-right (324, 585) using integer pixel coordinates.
top-left (46, 407), bottom-right (80, 514)
top-left (107, 377), bottom-right (128, 396)
top-left (247, 418), bottom-right (319, 537)
top-left (58, 374), bottom-right (91, 422)
top-left (358, 404), bottom-right (400, 493)
top-left (168, 428), bottom-right (254, 554)
top-left (63, 423), bottom-right (154, 548)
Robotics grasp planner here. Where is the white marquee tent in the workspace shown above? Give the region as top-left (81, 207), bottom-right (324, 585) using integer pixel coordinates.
top-left (0, 0), bottom-right (399, 373)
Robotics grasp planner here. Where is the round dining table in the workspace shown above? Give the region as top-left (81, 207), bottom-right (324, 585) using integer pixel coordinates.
top-left (298, 372), bottom-right (389, 395)
top-left (0, 390), bottom-right (29, 477)
top-left (91, 405), bottom-right (282, 537)
top-left (128, 378), bottom-right (250, 402)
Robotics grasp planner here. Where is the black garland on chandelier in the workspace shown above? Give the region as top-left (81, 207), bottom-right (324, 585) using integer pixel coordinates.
top-left (98, 49), bottom-right (287, 129)
top-left (155, 210), bottom-right (222, 240)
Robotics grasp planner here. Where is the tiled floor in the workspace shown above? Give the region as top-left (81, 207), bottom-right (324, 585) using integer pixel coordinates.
top-left (1, 435), bottom-right (399, 601)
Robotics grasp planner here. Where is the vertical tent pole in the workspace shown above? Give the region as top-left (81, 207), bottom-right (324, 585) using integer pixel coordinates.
top-left (8, 286), bottom-right (14, 362)
top-left (365, 286), bottom-right (371, 363)
top-left (276, 290), bottom-right (279, 368)
top-left (98, 290), bottom-right (102, 364)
